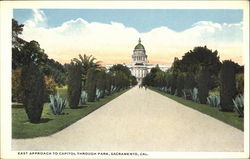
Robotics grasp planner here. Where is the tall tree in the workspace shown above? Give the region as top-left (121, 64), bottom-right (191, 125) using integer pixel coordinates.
top-left (142, 65), bottom-right (162, 87)
top-left (12, 19), bottom-right (26, 49)
top-left (12, 19), bottom-right (26, 69)
top-left (96, 70), bottom-right (107, 98)
top-left (86, 68), bottom-right (98, 102)
top-left (72, 54), bottom-right (101, 86)
top-left (21, 63), bottom-right (45, 123)
top-left (220, 60), bottom-right (237, 111)
top-left (176, 73), bottom-right (185, 97)
top-left (171, 46), bottom-right (221, 90)
top-left (197, 66), bottom-right (210, 104)
top-left (67, 62), bottom-right (82, 109)
top-left (109, 64), bottom-right (131, 77)
top-left (20, 40), bottom-right (48, 66)
top-left (109, 64), bottom-right (134, 89)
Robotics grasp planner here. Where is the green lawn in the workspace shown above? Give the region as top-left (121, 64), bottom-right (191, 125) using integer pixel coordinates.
top-left (12, 88), bottom-right (130, 139)
top-left (151, 88), bottom-right (243, 131)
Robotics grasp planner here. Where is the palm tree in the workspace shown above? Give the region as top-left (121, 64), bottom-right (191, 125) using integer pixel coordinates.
top-left (72, 54), bottom-right (102, 86)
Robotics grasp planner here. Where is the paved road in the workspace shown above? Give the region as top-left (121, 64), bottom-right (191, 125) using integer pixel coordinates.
top-left (12, 86), bottom-right (243, 151)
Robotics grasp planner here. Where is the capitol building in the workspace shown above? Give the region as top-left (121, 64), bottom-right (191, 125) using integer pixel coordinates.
top-left (106, 38), bottom-right (170, 84)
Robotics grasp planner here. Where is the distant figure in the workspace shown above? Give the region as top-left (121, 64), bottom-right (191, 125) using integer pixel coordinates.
top-left (145, 85), bottom-right (147, 90)
top-left (139, 84), bottom-right (143, 89)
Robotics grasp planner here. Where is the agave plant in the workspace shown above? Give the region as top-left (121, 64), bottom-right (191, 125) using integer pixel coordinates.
top-left (181, 89), bottom-right (191, 100)
top-left (111, 85), bottom-right (117, 94)
top-left (190, 87), bottom-right (199, 103)
top-left (49, 94), bottom-right (66, 115)
top-left (104, 90), bottom-right (109, 96)
top-left (166, 87), bottom-right (171, 94)
top-left (174, 89), bottom-right (178, 96)
top-left (95, 88), bottom-right (101, 101)
top-left (233, 94), bottom-right (244, 117)
top-left (207, 94), bottom-right (220, 107)
top-left (163, 87), bottom-right (167, 93)
top-left (79, 90), bottom-right (88, 106)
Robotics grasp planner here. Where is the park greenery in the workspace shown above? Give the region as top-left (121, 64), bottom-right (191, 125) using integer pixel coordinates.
top-left (12, 18), bottom-right (244, 138)
top-left (12, 88), bottom-right (130, 138)
top-left (12, 19), bottom-right (137, 127)
top-left (142, 46), bottom-right (244, 123)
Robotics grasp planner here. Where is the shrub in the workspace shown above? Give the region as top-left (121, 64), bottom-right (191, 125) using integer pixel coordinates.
top-left (176, 74), bottom-right (184, 97)
top-left (21, 63), bottom-right (45, 123)
top-left (12, 68), bottom-right (23, 102)
top-left (169, 74), bottom-right (177, 95)
top-left (220, 60), bottom-right (236, 111)
top-left (198, 67), bottom-right (209, 104)
top-left (207, 94), bottom-right (220, 107)
top-left (131, 76), bottom-right (138, 86)
top-left (113, 71), bottom-right (130, 90)
top-left (96, 70), bottom-right (106, 98)
top-left (105, 73), bottom-right (112, 96)
top-left (49, 94), bottom-right (66, 115)
top-left (236, 73), bottom-right (244, 94)
top-left (233, 94), bottom-right (244, 117)
top-left (67, 63), bottom-right (82, 109)
top-left (86, 68), bottom-right (97, 102)
top-left (79, 90), bottom-right (88, 106)
top-left (44, 76), bottom-right (57, 102)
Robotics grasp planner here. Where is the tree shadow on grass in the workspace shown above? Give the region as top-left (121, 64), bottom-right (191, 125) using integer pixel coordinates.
top-left (67, 105), bottom-right (89, 109)
top-left (25, 118), bottom-right (53, 124)
top-left (12, 104), bottom-right (24, 109)
top-left (39, 118), bottom-right (53, 123)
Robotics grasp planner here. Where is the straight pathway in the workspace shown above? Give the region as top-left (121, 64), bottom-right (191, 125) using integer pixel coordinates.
top-left (12, 86), bottom-right (243, 151)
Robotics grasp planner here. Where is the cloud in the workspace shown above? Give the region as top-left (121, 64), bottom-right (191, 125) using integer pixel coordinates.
top-left (25, 9), bottom-right (47, 28)
top-left (20, 9), bottom-right (243, 65)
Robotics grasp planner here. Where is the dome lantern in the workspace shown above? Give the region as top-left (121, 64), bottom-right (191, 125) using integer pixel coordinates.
top-left (134, 38), bottom-right (145, 50)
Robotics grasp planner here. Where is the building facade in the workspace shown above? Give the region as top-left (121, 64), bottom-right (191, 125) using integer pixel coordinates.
top-left (130, 38), bottom-right (149, 84)
top-left (106, 38), bottom-right (170, 84)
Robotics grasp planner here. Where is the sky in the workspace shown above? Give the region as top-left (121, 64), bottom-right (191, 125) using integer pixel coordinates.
top-left (13, 9), bottom-right (243, 65)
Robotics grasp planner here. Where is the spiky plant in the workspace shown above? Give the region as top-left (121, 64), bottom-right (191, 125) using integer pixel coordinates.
top-left (190, 87), bottom-right (199, 103)
top-left (166, 87), bottom-right (172, 94)
top-left (79, 90), bottom-right (88, 106)
top-left (207, 94), bottom-right (220, 107)
top-left (95, 88), bottom-right (101, 101)
top-left (49, 94), bottom-right (66, 115)
top-left (111, 85), bottom-right (117, 94)
top-left (174, 89), bottom-right (178, 96)
top-left (182, 89), bottom-right (192, 100)
top-left (233, 94), bottom-right (244, 117)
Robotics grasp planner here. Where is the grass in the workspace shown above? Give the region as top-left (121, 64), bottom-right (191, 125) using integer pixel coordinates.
top-left (12, 88), bottom-right (130, 139)
top-left (150, 88), bottom-right (243, 131)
